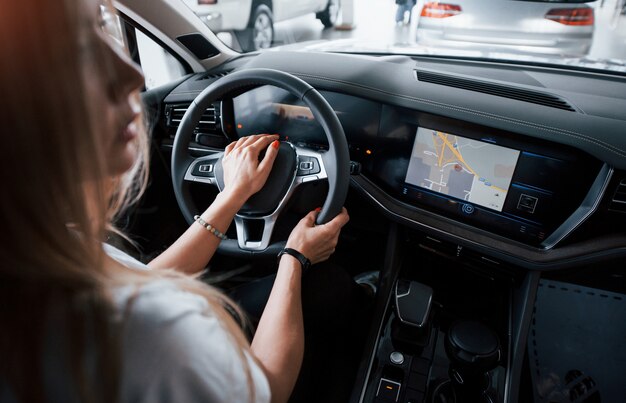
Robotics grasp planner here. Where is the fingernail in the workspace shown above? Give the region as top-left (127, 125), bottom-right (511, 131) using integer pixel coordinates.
top-left (272, 140), bottom-right (280, 149)
top-left (315, 207), bottom-right (321, 212)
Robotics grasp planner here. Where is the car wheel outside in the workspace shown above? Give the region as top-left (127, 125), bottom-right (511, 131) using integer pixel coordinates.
top-left (317, 0), bottom-right (340, 28)
top-left (235, 5), bottom-right (273, 52)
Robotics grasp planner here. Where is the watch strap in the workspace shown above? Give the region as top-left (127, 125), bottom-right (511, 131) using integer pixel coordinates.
top-left (277, 247), bottom-right (311, 271)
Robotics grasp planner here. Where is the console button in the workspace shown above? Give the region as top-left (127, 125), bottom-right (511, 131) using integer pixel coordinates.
top-left (376, 378), bottom-right (401, 402)
top-left (505, 184), bottom-right (552, 222)
top-left (461, 203), bottom-right (475, 215)
top-left (390, 351), bottom-right (405, 365)
top-left (517, 193), bottom-right (538, 213)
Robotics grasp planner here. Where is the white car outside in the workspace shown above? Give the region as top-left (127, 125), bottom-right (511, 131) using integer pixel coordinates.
top-left (182, 0), bottom-right (340, 51)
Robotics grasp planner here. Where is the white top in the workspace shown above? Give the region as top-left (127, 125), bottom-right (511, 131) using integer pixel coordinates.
top-left (105, 244), bottom-right (271, 403)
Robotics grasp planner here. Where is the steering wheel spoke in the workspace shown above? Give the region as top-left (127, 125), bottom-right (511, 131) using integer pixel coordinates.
top-left (183, 153), bottom-right (223, 186)
top-left (233, 214), bottom-right (277, 251)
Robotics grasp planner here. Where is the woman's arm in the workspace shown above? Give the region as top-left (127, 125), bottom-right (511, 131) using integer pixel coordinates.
top-left (147, 189), bottom-right (243, 274)
top-left (148, 134), bottom-right (279, 274)
top-left (251, 208), bottom-right (350, 403)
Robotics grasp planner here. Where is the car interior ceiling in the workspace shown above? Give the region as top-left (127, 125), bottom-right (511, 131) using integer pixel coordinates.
top-left (112, 3), bottom-right (626, 403)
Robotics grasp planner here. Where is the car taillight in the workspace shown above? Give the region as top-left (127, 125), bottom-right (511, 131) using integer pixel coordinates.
top-left (420, 2), bottom-right (462, 18)
top-left (545, 8), bottom-right (594, 26)
top-left (198, 0), bottom-right (217, 4)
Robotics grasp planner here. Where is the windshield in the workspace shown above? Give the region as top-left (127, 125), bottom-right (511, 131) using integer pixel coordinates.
top-left (183, 0), bottom-right (626, 73)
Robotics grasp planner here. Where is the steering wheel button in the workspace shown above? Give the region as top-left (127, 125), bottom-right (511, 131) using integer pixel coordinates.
top-left (309, 157), bottom-right (321, 174)
top-left (199, 164), bottom-right (213, 173)
top-left (302, 175), bottom-right (318, 183)
top-left (299, 161), bottom-right (313, 171)
top-left (192, 160), bottom-right (216, 177)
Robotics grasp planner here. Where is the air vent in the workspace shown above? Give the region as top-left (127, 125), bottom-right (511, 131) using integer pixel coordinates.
top-left (609, 179), bottom-right (626, 213)
top-left (165, 103), bottom-right (227, 148)
top-left (166, 103), bottom-right (218, 131)
top-left (415, 70), bottom-right (576, 112)
top-left (199, 70), bottom-right (232, 80)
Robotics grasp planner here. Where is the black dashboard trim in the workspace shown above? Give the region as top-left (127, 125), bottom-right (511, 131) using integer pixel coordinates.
top-left (167, 51), bottom-right (626, 169)
top-left (542, 164), bottom-right (613, 249)
top-left (505, 271), bottom-right (540, 403)
top-left (414, 68), bottom-right (579, 113)
top-left (351, 174), bottom-right (626, 270)
top-left (238, 51), bottom-right (626, 170)
top-left (351, 223), bottom-right (403, 403)
top-left (290, 71), bottom-right (626, 160)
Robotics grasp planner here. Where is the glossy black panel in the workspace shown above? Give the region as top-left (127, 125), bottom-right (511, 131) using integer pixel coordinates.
top-left (232, 86), bottom-right (381, 148)
top-left (363, 108), bottom-right (602, 246)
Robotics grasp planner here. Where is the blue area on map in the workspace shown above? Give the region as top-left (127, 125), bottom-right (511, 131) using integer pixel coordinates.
top-left (479, 177), bottom-right (485, 182)
top-left (485, 182), bottom-right (491, 186)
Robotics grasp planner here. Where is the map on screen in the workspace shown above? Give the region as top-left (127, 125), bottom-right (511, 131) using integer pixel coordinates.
top-left (405, 127), bottom-right (520, 212)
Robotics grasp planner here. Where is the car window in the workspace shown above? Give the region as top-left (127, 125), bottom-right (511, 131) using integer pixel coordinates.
top-left (181, 0), bottom-right (626, 73)
top-left (100, 6), bottom-right (187, 90)
top-left (135, 30), bottom-right (187, 90)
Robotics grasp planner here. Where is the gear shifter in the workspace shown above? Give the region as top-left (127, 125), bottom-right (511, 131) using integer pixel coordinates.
top-left (392, 280), bottom-right (434, 353)
top-left (395, 279), bottom-right (433, 328)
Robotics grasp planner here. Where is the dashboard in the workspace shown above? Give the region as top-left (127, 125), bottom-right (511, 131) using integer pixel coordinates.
top-left (162, 50), bottom-right (626, 269)
top-left (230, 85), bottom-right (603, 248)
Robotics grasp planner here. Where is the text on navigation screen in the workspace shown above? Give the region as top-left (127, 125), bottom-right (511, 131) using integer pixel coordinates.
top-left (405, 127), bottom-right (521, 212)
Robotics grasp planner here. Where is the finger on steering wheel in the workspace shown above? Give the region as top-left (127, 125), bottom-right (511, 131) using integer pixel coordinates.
top-left (226, 135), bottom-right (255, 155)
top-left (237, 135), bottom-right (260, 149)
top-left (224, 140), bottom-right (237, 155)
top-left (226, 135), bottom-right (257, 156)
top-left (258, 137), bottom-right (280, 174)
top-left (249, 134), bottom-right (279, 153)
top-left (224, 137), bottom-right (247, 156)
top-left (240, 134), bottom-right (270, 149)
top-left (227, 134), bottom-right (274, 156)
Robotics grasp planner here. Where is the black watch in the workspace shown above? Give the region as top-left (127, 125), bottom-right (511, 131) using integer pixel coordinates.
top-left (277, 248), bottom-right (311, 272)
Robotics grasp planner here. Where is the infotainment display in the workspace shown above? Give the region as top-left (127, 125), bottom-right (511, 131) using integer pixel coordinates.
top-left (405, 127), bottom-right (520, 212)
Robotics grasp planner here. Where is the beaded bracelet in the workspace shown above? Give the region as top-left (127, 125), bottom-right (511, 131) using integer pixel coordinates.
top-left (193, 215), bottom-right (228, 240)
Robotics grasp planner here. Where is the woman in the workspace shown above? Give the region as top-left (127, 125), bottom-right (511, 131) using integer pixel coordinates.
top-left (0, 0), bottom-right (350, 402)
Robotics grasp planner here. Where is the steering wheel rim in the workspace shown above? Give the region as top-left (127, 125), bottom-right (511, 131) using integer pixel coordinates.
top-left (171, 68), bottom-right (350, 257)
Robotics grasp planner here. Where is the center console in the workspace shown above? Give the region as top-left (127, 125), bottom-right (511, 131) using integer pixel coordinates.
top-left (359, 234), bottom-right (514, 403)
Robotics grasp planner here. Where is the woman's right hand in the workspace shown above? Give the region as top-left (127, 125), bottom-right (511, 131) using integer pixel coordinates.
top-left (221, 134), bottom-right (280, 206)
top-left (285, 207), bottom-right (350, 264)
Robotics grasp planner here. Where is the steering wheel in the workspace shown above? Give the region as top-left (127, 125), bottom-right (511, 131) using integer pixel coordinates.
top-left (171, 68), bottom-right (350, 257)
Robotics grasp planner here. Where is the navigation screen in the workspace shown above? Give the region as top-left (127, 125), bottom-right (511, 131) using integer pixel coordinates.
top-left (405, 127), bottom-right (520, 212)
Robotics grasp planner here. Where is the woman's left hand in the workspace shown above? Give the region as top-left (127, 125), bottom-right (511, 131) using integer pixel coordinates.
top-left (221, 134), bottom-right (280, 205)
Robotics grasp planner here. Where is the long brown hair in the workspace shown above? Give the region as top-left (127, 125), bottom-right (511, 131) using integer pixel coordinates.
top-left (0, 0), bottom-right (254, 401)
